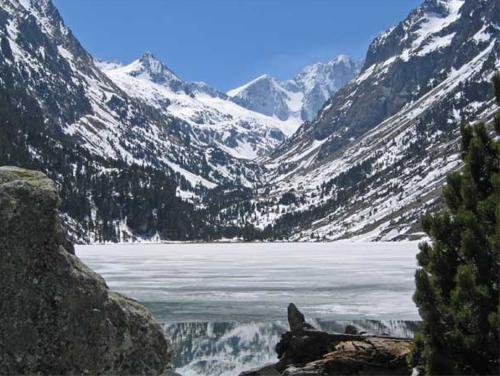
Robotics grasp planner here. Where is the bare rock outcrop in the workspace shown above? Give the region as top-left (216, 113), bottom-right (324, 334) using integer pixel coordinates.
top-left (0, 166), bottom-right (171, 375)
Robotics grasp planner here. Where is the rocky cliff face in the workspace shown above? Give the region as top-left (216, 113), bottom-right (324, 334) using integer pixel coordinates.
top-left (293, 56), bottom-right (362, 122)
top-left (0, 166), bottom-right (171, 375)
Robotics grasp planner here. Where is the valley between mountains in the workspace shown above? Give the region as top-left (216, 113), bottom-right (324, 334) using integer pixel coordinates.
top-left (0, 0), bottom-right (498, 243)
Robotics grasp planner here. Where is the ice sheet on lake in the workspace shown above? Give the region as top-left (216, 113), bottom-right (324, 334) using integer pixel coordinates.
top-left (76, 241), bottom-right (420, 322)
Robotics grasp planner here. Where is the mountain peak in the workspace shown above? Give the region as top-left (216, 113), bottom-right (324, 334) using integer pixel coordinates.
top-left (109, 52), bottom-right (182, 88)
top-left (251, 74), bottom-right (279, 87)
top-left (421, 0), bottom-right (463, 14)
top-left (255, 73), bottom-right (273, 81)
top-left (141, 51), bottom-right (156, 60)
top-left (244, 74), bottom-right (276, 87)
top-left (364, 0), bottom-right (467, 68)
top-left (140, 52), bottom-right (162, 68)
top-left (136, 52), bottom-right (178, 81)
top-left (227, 74), bottom-right (277, 97)
top-left (332, 55), bottom-right (353, 65)
top-left (294, 55), bottom-right (360, 80)
top-left (228, 54), bottom-right (360, 122)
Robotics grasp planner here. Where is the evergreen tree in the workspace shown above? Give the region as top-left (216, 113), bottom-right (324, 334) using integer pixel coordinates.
top-left (409, 74), bottom-right (500, 375)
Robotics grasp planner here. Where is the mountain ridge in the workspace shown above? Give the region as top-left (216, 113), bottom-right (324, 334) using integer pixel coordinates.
top-left (97, 52), bottom-right (298, 160)
top-left (248, 0), bottom-right (499, 241)
top-left (0, 0), bottom-right (498, 243)
top-left (227, 55), bottom-right (362, 123)
top-left (0, 0), bottom-right (265, 242)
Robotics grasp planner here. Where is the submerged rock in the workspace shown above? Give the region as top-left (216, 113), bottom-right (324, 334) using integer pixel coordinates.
top-left (242, 304), bottom-right (412, 375)
top-left (0, 166), bottom-right (171, 375)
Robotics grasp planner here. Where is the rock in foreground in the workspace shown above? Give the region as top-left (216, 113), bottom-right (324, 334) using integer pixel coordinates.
top-left (241, 304), bottom-right (412, 375)
top-left (0, 167), bottom-right (171, 375)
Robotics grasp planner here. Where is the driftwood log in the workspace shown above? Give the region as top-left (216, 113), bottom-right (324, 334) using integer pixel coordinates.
top-left (241, 303), bottom-right (413, 376)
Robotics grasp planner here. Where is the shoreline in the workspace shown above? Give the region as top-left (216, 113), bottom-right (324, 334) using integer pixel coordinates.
top-left (77, 238), bottom-right (425, 246)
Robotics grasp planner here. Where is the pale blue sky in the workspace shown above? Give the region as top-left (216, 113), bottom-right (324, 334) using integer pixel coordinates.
top-left (53, 0), bottom-right (422, 91)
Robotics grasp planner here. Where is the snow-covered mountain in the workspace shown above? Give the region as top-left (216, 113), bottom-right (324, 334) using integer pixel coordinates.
top-left (97, 53), bottom-right (300, 160)
top-left (246, 0), bottom-right (499, 241)
top-left (227, 56), bottom-right (361, 122)
top-left (1, 0), bottom-right (498, 243)
top-left (0, 0), bottom-right (258, 187)
top-left (0, 0), bottom-right (267, 242)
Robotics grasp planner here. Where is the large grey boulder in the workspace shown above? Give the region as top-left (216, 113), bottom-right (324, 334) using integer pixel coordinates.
top-left (0, 166), bottom-right (171, 375)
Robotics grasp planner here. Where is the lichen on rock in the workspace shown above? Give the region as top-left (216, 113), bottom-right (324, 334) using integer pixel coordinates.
top-left (0, 166), bottom-right (171, 375)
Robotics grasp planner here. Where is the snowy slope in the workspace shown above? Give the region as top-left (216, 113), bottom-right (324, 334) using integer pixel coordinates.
top-left (248, 0), bottom-right (499, 241)
top-left (228, 56), bottom-right (361, 123)
top-left (2, 0), bottom-right (498, 243)
top-left (0, 0), bottom-right (267, 189)
top-left (98, 53), bottom-right (300, 160)
top-left (227, 74), bottom-right (303, 123)
top-left (0, 0), bottom-right (267, 242)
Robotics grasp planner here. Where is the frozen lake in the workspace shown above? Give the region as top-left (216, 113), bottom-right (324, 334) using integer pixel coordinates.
top-left (76, 241), bottom-right (420, 322)
top-left (76, 241), bottom-right (420, 376)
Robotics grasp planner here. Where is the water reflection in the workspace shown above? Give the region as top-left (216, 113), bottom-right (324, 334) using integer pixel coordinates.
top-left (163, 319), bottom-right (419, 376)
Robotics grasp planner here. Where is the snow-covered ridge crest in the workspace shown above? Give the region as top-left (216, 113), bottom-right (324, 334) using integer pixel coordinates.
top-left (15, 0), bottom-right (70, 38)
top-left (403, 0), bottom-right (465, 59)
top-left (364, 0), bottom-right (465, 68)
top-left (227, 55), bottom-right (362, 123)
top-left (112, 52), bottom-right (184, 90)
top-left (99, 53), bottom-right (301, 159)
top-left (227, 74), bottom-right (279, 97)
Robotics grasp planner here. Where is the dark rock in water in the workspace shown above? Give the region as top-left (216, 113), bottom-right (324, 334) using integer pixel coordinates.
top-left (288, 303), bottom-right (315, 332)
top-left (0, 166), bottom-right (171, 375)
top-left (276, 303), bottom-right (339, 369)
top-left (242, 304), bottom-right (412, 375)
top-left (344, 325), bottom-right (358, 335)
top-left (276, 328), bottom-right (339, 371)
